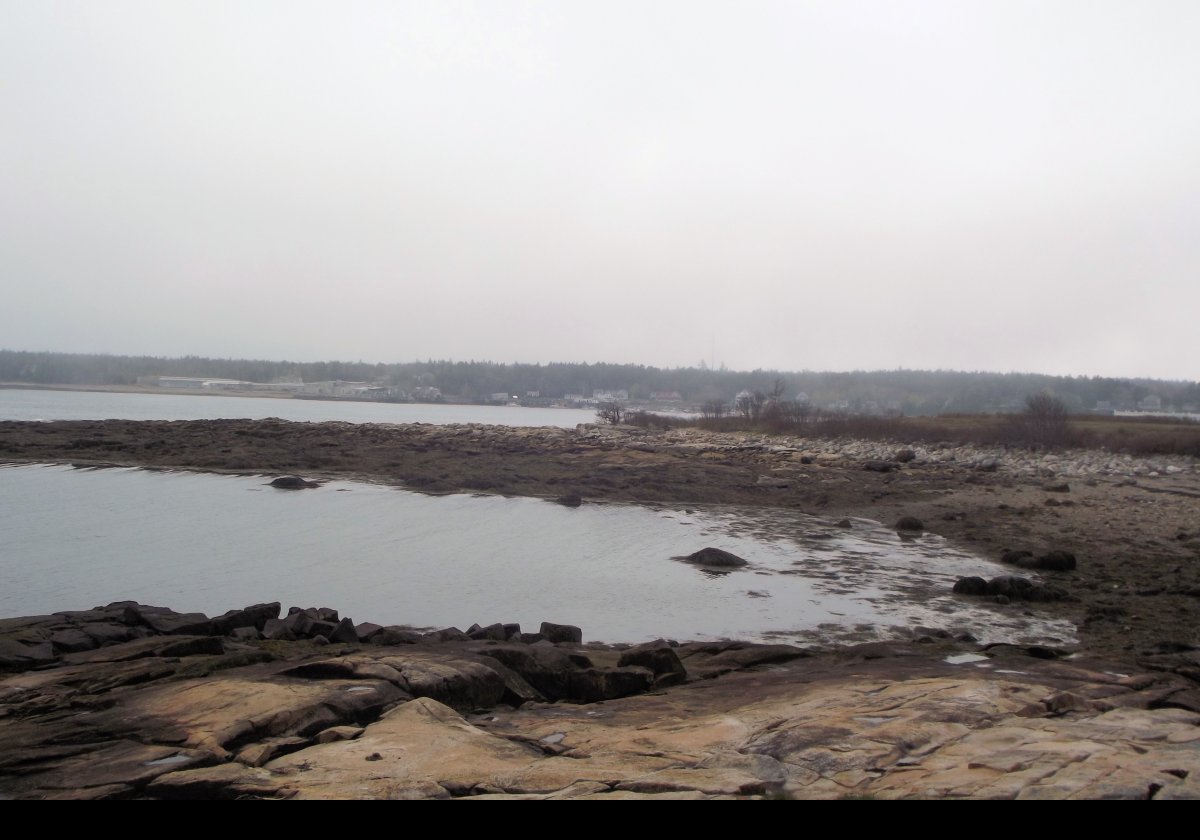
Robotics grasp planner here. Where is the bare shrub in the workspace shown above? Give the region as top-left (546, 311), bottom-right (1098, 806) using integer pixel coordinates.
top-left (596, 402), bottom-right (625, 425)
top-left (1005, 392), bottom-right (1073, 449)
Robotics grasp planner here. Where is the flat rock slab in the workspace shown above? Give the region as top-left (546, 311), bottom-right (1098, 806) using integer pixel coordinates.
top-left (3, 636), bottom-right (1199, 799)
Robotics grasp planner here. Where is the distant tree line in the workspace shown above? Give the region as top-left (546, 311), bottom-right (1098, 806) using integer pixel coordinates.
top-left (0, 349), bottom-right (1196, 416)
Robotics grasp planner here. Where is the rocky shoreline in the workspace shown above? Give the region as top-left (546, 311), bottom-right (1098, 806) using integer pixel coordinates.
top-left (2, 598), bottom-right (1198, 800)
top-left (1, 418), bottom-right (1198, 798)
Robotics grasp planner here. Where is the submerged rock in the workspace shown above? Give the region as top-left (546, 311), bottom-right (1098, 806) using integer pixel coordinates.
top-left (269, 476), bottom-right (319, 490)
top-left (683, 547), bottom-right (749, 568)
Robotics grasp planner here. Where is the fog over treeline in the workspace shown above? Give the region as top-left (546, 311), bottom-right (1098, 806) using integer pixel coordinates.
top-left (3, 350), bottom-right (1197, 416)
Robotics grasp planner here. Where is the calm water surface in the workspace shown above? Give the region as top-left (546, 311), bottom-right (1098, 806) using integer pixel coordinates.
top-left (0, 388), bottom-right (596, 427)
top-left (0, 464), bottom-right (1074, 646)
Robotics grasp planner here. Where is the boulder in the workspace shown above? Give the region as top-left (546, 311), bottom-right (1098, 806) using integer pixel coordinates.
top-left (268, 476), bottom-right (318, 489)
top-left (893, 449), bottom-right (917, 463)
top-left (566, 667), bottom-right (655, 703)
top-left (683, 548), bottom-right (748, 568)
top-left (468, 623), bottom-right (510, 642)
top-left (261, 618), bottom-right (296, 642)
top-left (211, 603), bottom-right (281, 635)
top-left (1001, 549), bottom-right (1036, 568)
top-left (953, 577), bottom-right (990, 596)
top-left (554, 494), bottom-right (583, 507)
top-left (123, 605), bottom-right (215, 637)
top-left (354, 622), bottom-right (385, 643)
top-left (981, 576), bottom-right (1072, 603)
top-left (863, 460), bottom-right (896, 473)
top-left (895, 516), bottom-right (924, 533)
top-left (423, 627), bottom-right (471, 643)
top-left (539, 622), bottom-right (583, 644)
top-left (472, 644), bottom-right (577, 700)
top-left (369, 628), bottom-right (422, 646)
top-left (305, 620), bottom-right (339, 640)
top-left (1037, 550), bottom-right (1077, 572)
top-left (328, 618), bottom-right (359, 645)
top-left (618, 640), bottom-right (687, 688)
top-left (1000, 550), bottom-right (1077, 572)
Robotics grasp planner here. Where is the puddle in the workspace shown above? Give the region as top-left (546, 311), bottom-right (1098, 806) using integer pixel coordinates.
top-left (142, 754), bottom-right (193, 767)
top-left (944, 653), bottom-right (991, 665)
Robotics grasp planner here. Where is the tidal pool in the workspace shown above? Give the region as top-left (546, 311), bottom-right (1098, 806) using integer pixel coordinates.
top-left (0, 464), bottom-right (1075, 646)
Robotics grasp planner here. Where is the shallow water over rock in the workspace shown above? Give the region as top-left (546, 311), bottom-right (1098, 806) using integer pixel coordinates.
top-left (0, 464), bottom-right (1075, 647)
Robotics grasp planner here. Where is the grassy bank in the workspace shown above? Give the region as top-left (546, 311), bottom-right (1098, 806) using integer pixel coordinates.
top-left (623, 409), bottom-right (1200, 457)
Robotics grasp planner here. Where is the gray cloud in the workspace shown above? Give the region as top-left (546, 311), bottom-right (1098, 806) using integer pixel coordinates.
top-left (2, 1), bottom-right (1197, 379)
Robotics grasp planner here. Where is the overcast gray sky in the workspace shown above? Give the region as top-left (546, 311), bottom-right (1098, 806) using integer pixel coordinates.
top-left (2, 1), bottom-right (1197, 380)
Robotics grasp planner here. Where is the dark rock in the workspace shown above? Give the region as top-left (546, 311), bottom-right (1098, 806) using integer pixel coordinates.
top-left (305, 620), bottom-right (338, 640)
top-left (618, 640), bottom-right (687, 688)
top-left (311, 635), bottom-right (330, 646)
top-left (799, 456), bottom-right (814, 464)
top-left (423, 627), bottom-right (471, 643)
top-left (683, 547), bottom-right (748, 568)
top-left (79, 622), bottom-right (138, 646)
top-left (539, 622), bottom-right (583, 644)
top-left (369, 628), bottom-right (422, 646)
top-left (354, 622), bottom-right (385, 642)
top-left (315, 608), bottom-right (340, 623)
top-left (49, 628), bottom-right (98, 654)
top-left (554, 494), bottom-right (583, 507)
top-left (566, 652), bottom-right (594, 669)
top-left (471, 657), bottom-right (547, 706)
top-left (953, 577), bottom-right (989, 596)
top-left (985, 576), bottom-right (1072, 602)
top-left (835, 519), bottom-right (852, 528)
top-left (329, 618), bottom-right (359, 645)
top-left (502, 623), bottom-right (522, 640)
top-left (399, 657), bottom-right (507, 711)
top-left (211, 602), bottom-right (281, 635)
top-left (566, 667), bottom-right (654, 703)
top-left (269, 475), bottom-right (318, 489)
top-left (1037, 550), bottom-right (1077, 572)
top-left (1043, 482), bottom-right (1071, 493)
top-left (1001, 549), bottom-right (1035, 567)
top-left (467, 623), bottom-right (509, 642)
top-left (518, 633), bottom-right (545, 644)
top-left (895, 516), bottom-right (924, 532)
top-left (0, 638), bottom-right (57, 671)
top-left (472, 644), bottom-right (576, 700)
top-left (281, 612), bottom-right (313, 637)
top-left (893, 449), bottom-right (916, 463)
top-left (230, 627), bottom-right (260, 641)
top-left (262, 618), bottom-right (296, 641)
top-left (63, 634), bottom-right (222, 663)
top-left (863, 460), bottom-right (896, 473)
top-left (123, 605), bottom-right (215, 637)
top-left (1000, 549), bottom-right (1076, 573)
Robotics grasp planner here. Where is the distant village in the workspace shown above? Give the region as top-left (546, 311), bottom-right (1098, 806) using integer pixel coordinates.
top-left (138, 376), bottom-right (682, 410)
top-left (134, 375), bottom-right (1197, 418)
